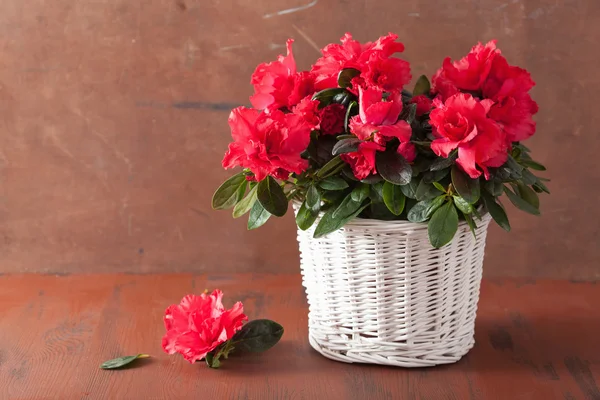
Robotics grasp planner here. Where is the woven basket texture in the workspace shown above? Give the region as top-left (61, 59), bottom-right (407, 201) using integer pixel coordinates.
top-left (295, 208), bottom-right (492, 367)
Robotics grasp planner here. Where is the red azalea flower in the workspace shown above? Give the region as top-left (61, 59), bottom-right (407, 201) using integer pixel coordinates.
top-left (291, 98), bottom-right (345, 135)
top-left (162, 290), bottom-right (248, 363)
top-left (311, 32), bottom-right (409, 92)
top-left (349, 87), bottom-right (412, 142)
top-left (250, 39), bottom-right (315, 111)
top-left (222, 107), bottom-right (311, 181)
top-left (292, 97), bottom-right (321, 130)
top-left (361, 52), bottom-right (411, 93)
top-left (319, 104), bottom-right (346, 135)
top-left (410, 95), bottom-right (433, 116)
top-left (397, 142), bottom-right (417, 163)
top-left (488, 92), bottom-right (538, 143)
top-left (432, 40), bottom-right (500, 100)
top-left (341, 141), bottom-right (385, 180)
top-left (429, 93), bottom-right (507, 179)
top-left (483, 55), bottom-right (538, 142)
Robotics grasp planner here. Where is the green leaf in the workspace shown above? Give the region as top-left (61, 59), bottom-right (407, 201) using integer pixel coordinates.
top-left (100, 354), bottom-right (150, 370)
top-left (312, 88), bottom-right (347, 108)
top-left (400, 178), bottom-right (419, 199)
top-left (337, 68), bottom-right (361, 88)
top-left (423, 168), bottom-right (450, 184)
top-left (504, 185), bottom-right (540, 215)
top-left (316, 156), bottom-right (344, 178)
top-left (332, 138), bottom-right (361, 156)
top-left (369, 181), bottom-right (385, 201)
top-left (407, 196), bottom-right (446, 223)
top-left (482, 192), bottom-right (511, 232)
top-left (257, 177), bottom-right (288, 217)
top-left (233, 185), bottom-right (258, 218)
top-left (248, 201), bottom-right (271, 230)
top-left (332, 193), bottom-right (363, 219)
top-left (463, 212), bottom-right (477, 238)
top-left (433, 182), bottom-right (446, 192)
top-left (484, 179), bottom-right (504, 197)
top-left (451, 166), bottom-right (480, 204)
top-left (212, 172), bottom-right (246, 210)
top-left (336, 134), bottom-right (355, 140)
top-left (415, 179), bottom-right (440, 201)
top-left (382, 181), bottom-right (406, 216)
top-left (368, 182), bottom-right (398, 220)
top-left (403, 103), bottom-right (418, 124)
top-left (504, 155), bottom-right (523, 179)
top-left (520, 159), bottom-right (546, 171)
top-left (236, 180), bottom-right (248, 202)
top-left (205, 341), bottom-right (235, 369)
top-left (413, 75), bottom-right (431, 96)
top-left (376, 151), bottom-right (412, 185)
top-left (428, 202), bottom-right (459, 248)
top-left (533, 180), bottom-right (550, 194)
top-left (344, 101), bottom-right (357, 132)
top-left (318, 176), bottom-right (349, 191)
top-left (360, 174), bottom-right (383, 184)
top-left (351, 183), bottom-right (370, 203)
top-left (430, 151), bottom-right (457, 171)
top-left (314, 202), bottom-right (370, 238)
top-left (333, 92), bottom-right (352, 107)
top-left (204, 351), bottom-right (221, 369)
top-left (306, 185), bottom-right (321, 213)
top-left (516, 182), bottom-right (540, 208)
top-left (521, 168), bottom-right (537, 185)
top-left (232, 319), bottom-right (284, 353)
top-left (453, 195), bottom-right (474, 214)
top-left (295, 200), bottom-right (319, 231)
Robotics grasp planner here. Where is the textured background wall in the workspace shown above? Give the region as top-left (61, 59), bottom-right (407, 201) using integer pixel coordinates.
top-left (0, 0), bottom-right (597, 278)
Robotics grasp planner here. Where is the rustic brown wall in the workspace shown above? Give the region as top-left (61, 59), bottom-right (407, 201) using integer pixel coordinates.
top-left (0, 0), bottom-right (597, 278)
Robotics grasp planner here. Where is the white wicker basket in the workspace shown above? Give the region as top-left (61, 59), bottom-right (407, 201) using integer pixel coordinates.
top-left (295, 208), bottom-right (492, 367)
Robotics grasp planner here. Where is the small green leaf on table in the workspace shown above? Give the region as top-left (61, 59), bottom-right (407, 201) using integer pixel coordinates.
top-left (232, 319), bottom-right (284, 353)
top-left (100, 354), bottom-right (150, 370)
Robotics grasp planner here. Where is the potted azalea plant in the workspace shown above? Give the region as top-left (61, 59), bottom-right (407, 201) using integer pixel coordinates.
top-left (212, 33), bottom-right (548, 367)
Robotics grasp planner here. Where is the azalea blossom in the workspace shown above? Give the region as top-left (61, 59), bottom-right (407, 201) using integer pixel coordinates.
top-left (162, 290), bottom-right (248, 363)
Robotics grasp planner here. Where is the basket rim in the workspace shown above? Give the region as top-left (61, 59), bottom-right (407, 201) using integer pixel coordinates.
top-left (292, 201), bottom-right (490, 232)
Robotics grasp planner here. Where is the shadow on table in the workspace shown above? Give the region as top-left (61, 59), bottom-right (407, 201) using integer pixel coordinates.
top-left (451, 313), bottom-right (599, 375)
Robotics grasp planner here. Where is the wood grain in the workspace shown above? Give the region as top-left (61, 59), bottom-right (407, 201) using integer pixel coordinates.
top-left (0, 274), bottom-right (598, 399)
top-left (0, 0), bottom-right (598, 279)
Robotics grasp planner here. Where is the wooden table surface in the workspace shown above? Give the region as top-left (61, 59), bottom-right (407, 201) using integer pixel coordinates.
top-left (0, 274), bottom-right (598, 400)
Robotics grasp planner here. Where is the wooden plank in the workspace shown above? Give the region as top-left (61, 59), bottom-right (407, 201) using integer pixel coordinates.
top-left (0, 274), bottom-right (598, 399)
